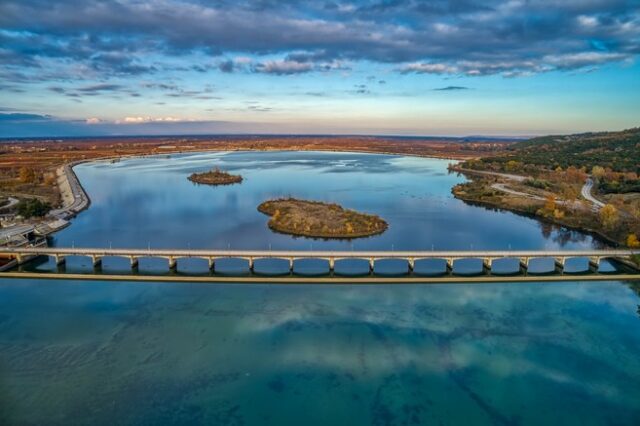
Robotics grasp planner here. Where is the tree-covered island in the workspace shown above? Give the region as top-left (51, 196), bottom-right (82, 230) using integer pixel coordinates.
top-left (188, 168), bottom-right (243, 185)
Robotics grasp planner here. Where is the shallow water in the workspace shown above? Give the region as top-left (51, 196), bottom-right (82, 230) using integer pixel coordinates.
top-left (1, 151), bottom-right (639, 425)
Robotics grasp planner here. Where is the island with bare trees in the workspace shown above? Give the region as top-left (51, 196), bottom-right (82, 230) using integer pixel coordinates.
top-left (258, 198), bottom-right (388, 238)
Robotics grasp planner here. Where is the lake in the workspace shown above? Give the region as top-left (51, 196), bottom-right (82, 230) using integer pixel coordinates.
top-left (1, 151), bottom-right (639, 425)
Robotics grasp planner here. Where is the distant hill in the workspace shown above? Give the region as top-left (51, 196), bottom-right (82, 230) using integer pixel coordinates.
top-left (505, 128), bottom-right (640, 173)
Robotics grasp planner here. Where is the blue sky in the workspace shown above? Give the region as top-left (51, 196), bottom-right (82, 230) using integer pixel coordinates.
top-left (1, 0), bottom-right (639, 138)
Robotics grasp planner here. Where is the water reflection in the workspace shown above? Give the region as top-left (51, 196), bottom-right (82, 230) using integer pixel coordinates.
top-left (2, 151), bottom-right (640, 425)
top-left (0, 279), bottom-right (639, 425)
top-left (51, 151), bottom-right (601, 251)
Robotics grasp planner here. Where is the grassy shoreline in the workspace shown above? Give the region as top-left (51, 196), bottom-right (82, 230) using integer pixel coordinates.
top-left (451, 176), bottom-right (636, 247)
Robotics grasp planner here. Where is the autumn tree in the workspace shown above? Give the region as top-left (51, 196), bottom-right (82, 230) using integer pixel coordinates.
top-left (19, 167), bottom-right (38, 184)
top-left (561, 185), bottom-right (578, 202)
top-left (627, 234), bottom-right (640, 248)
top-left (592, 166), bottom-right (606, 180)
top-left (505, 160), bottom-right (521, 172)
top-left (538, 194), bottom-right (564, 219)
top-left (599, 204), bottom-right (619, 230)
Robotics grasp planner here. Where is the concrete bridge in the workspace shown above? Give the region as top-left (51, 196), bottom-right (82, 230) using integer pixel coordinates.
top-left (1, 247), bottom-right (639, 280)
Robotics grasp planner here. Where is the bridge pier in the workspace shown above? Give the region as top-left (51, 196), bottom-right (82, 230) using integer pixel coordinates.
top-left (519, 257), bottom-right (529, 274)
top-left (408, 258), bottom-right (415, 273)
top-left (248, 257), bottom-right (254, 272)
top-left (445, 258), bottom-right (453, 273)
top-left (168, 257), bottom-right (177, 270)
top-left (554, 257), bottom-right (566, 273)
top-left (369, 258), bottom-right (375, 273)
top-left (589, 256), bottom-right (600, 273)
top-left (91, 255), bottom-right (102, 267)
top-left (482, 257), bottom-right (492, 273)
top-left (130, 256), bottom-right (139, 268)
top-left (329, 258), bottom-right (335, 272)
top-left (289, 258), bottom-right (294, 272)
top-left (54, 255), bottom-right (66, 266)
top-left (208, 257), bottom-right (215, 272)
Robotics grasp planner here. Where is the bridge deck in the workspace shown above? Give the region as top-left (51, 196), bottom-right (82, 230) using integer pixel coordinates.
top-left (2, 271), bottom-right (639, 284)
top-left (2, 247), bottom-right (638, 258)
top-left (2, 247), bottom-right (638, 283)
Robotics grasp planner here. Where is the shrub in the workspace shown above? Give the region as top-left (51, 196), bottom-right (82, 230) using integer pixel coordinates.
top-left (16, 199), bottom-right (51, 218)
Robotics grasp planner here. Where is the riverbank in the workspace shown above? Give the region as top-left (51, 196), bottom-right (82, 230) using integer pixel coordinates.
top-left (451, 171), bottom-right (638, 247)
top-left (0, 136), bottom-right (512, 202)
top-left (0, 162), bottom-right (90, 246)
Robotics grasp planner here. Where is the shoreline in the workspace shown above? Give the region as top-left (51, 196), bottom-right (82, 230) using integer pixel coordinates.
top-left (3, 147), bottom-right (617, 249)
top-left (258, 198), bottom-right (388, 239)
top-left (453, 190), bottom-right (621, 248)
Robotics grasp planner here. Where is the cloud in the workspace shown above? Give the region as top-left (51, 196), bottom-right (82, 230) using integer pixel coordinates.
top-left (218, 59), bottom-right (236, 73)
top-left (0, 112), bottom-right (52, 122)
top-left (351, 84), bottom-right (370, 94)
top-left (0, 111), bottom-right (274, 138)
top-left (76, 83), bottom-right (125, 93)
top-left (253, 59), bottom-right (314, 75)
top-left (115, 116), bottom-right (187, 124)
top-left (399, 63), bottom-right (459, 75)
top-left (433, 86), bottom-right (470, 91)
top-left (0, 0), bottom-right (635, 80)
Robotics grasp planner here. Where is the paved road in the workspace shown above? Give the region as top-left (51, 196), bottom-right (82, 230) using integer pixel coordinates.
top-left (0, 224), bottom-right (34, 242)
top-left (581, 178), bottom-right (605, 211)
top-left (491, 183), bottom-right (545, 201)
top-left (0, 197), bottom-right (19, 211)
top-left (4, 246), bottom-right (637, 258)
top-left (459, 167), bottom-right (605, 212)
top-left (48, 164), bottom-right (90, 219)
top-left (453, 167), bottom-right (528, 182)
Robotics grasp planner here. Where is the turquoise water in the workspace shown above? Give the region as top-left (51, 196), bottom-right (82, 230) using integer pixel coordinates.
top-left (1, 151), bottom-right (639, 425)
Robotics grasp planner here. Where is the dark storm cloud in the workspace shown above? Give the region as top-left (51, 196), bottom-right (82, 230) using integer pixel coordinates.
top-left (0, 0), bottom-right (638, 78)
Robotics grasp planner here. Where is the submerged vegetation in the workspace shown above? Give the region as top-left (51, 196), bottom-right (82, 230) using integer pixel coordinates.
top-left (188, 168), bottom-right (243, 186)
top-left (258, 198), bottom-right (388, 238)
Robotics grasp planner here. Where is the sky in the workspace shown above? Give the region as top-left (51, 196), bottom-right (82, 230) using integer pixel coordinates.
top-left (1, 0), bottom-right (639, 138)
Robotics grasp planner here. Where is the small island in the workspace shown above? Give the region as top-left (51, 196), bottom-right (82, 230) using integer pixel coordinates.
top-left (188, 168), bottom-right (243, 186)
top-left (258, 198), bottom-right (388, 238)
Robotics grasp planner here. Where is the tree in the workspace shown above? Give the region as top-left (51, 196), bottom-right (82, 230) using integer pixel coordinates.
top-left (505, 160), bottom-right (521, 172)
top-left (19, 167), bottom-right (38, 184)
top-left (16, 199), bottom-right (51, 218)
top-left (542, 195), bottom-right (557, 216)
top-left (561, 185), bottom-right (578, 202)
top-left (592, 166), bottom-right (606, 180)
top-left (599, 204), bottom-right (619, 230)
top-left (627, 234), bottom-right (640, 248)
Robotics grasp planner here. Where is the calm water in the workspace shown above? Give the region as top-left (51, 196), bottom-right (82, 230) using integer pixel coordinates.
top-left (1, 151), bottom-right (639, 425)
